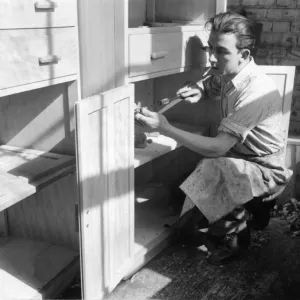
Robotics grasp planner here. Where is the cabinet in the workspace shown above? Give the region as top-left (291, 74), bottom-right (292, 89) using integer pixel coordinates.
top-left (76, 1), bottom-right (226, 299)
top-left (76, 1), bottom-right (294, 300)
top-left (0, 0), bottom-right (80, 299)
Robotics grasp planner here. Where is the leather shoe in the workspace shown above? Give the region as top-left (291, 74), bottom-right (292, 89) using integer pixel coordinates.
top-left (207, 227), bottom-right (251, 266)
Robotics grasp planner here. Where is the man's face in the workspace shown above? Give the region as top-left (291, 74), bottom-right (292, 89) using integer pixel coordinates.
top-left (207, 31), bottom-right (244, 77)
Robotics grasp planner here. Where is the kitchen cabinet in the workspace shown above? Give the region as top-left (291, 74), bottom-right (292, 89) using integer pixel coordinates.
top-left (75, 1), bottom-right (295, 299)
top-left (0, 0), bottom-right (80, 298)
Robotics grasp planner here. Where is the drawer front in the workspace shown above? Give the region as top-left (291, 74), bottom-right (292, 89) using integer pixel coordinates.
top-left (0, 28), bottom-right (78, 90)
top-left (128, 31), bottom-right (206, 78)
top-left (0, 0), bottom-right (77, 29)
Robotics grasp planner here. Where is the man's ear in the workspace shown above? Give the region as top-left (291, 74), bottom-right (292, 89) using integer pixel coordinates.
top-left (240, 49), bottom-right (250, 60)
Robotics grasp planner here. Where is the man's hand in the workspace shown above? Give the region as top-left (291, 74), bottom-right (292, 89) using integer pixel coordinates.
top-left (177, 81), bottom-right (202, 103)
top-left (135, 108), bottom-right (170, 133)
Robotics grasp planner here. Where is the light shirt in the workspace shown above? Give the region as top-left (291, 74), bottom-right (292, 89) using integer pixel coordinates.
top-left (201, 58), bottom-right (284, 157)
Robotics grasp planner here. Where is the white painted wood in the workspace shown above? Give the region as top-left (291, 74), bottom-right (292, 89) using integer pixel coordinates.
top-left (260, 65), bottom-right (295, 153)
top-left (127, 66), bottom-right (206, 83)
top-left (128, 25), bottom-right (205, 34)
top-left (216, 0), bottom-right (227, 14)
top-left (0, 75), bottom-right (77, 97)
top-left (0, 28), bottom-right (78, 91)
top-left (0, 147), bottom-right (75, 212)
top-left (128, 31), bottom-right (206, 78)
top-left (0, 237), bottom-right (78, 300)
top-left (0, 0), bottom-right (77, 29)
top-left (77, 0), bottom-right (116, 98)
top-left (75, 85), bottom-right (135, 300)
top-left (134, 125), bottom-right (208, 168)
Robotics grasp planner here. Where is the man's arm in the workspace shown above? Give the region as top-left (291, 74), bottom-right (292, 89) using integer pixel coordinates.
top-left (161, 125), bottom-right (238, 157)
top-left (135, 108), bottom-right (238, 158)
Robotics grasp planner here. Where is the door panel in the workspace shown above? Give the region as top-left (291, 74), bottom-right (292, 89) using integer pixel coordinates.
top-left (260, 65), bottom-right (295, 150)
top-left (75, 84), bottom-right (134, 299)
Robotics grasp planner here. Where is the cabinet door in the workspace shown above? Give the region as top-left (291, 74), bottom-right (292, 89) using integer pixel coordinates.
top-left (260, 65), bottom-right (295, 151)
top-left (75, 84), bottom-right (135, 299)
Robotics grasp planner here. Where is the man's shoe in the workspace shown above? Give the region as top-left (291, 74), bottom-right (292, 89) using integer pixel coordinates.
top-left (207, 227), bottom-right (251, 266)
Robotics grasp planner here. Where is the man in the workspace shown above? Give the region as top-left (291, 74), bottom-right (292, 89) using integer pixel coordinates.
top-left (135, 12), bottom-right (292, 265)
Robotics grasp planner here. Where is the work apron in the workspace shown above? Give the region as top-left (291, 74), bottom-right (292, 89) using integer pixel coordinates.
top-left (179, 150), bottom-right (292, 223)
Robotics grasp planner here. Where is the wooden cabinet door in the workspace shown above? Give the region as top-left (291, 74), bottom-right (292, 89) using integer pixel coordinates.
top-left (75, 84), bottom-right (135, 299)
top-left (260, 65), bottom-right (295, 151)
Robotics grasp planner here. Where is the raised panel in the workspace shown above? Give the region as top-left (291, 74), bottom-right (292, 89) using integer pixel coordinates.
top-left (76, 84), bottom-right (134, 299)
top-left (260, 65), bottom-right (295, 149)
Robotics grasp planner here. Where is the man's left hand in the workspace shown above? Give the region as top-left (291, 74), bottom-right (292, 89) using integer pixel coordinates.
top-left (135, 107), bottom-right (170, 132)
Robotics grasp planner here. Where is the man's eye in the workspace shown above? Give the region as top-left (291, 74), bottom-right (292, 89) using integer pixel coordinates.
top-left (202, 46), bottom-right (209, 51)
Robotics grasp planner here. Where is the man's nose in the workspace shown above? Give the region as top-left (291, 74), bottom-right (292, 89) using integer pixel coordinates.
top-left (209, 51), bottom-right (217, 63)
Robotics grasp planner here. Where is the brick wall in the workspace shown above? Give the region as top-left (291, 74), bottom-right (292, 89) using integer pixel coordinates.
top-left (227, 0), bottom-right (300, 135)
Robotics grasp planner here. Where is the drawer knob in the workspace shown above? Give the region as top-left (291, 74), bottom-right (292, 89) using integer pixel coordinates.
top-left (35, 1), bottom-right (58, 10)
top-left (151, 51), bottom-right (168, 60)
top-left (39, 55), bottom-right (61, 65)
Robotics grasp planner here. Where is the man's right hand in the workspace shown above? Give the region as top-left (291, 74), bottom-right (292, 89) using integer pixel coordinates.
top-left (176, 82), bottom-right (202, 103)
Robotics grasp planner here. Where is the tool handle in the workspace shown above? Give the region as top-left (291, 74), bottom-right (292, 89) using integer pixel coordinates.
top-left (157, 98), bottom-right (171, 106)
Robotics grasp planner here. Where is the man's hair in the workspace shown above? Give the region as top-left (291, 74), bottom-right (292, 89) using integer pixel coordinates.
top-left (205, 12), bottom-right (256, 53)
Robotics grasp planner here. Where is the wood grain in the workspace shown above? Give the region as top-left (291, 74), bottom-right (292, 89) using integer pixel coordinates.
top-left (0, 28), bottom-right (78, 90)
top-left (0, 83), bottom-right (76, 155)
top-left (0, 145), bottom-right (75, 183)
top-left (0, 237), bottom-right (78, 300)
top-left (76, 85), bottom-right (135, 299)
top-left (6, 172), bottom-right (79, 250)
top-left (77, 0), bottom-right (116, 98)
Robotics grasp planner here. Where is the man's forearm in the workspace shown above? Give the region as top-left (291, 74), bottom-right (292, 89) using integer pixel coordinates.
top-left (161, 124), bottom-right (226, 158)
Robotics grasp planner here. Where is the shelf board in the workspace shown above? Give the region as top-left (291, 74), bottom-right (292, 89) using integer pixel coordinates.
top-left (127, 66), bottom-right (206, 83)
top-left (134, 124), bottom-right (209, 168)
top-left (288, 135), bottom-right (300, 145)
top-left (0, 237), bottom-right (79, 300)
top-left (128, 24), bottom-right (205, 35)
top-left (0, 145), bottom-right (75, 212)
top-left (0, 74), bottom-right (77, 97)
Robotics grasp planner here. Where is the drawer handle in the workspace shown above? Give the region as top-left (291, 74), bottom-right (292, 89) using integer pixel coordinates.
top-left (151, 51), bottom-right (168, 60)
top-left (39, 55), bottom-right (61, 65)
top-left (35, 1), bottom-right (58, 10)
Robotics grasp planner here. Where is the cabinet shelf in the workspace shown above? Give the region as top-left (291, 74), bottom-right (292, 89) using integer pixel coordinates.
top-left (0, 237), bottom-right (79, 300)
top-left (134, 124), bottom-right (209, 168)
top-left (128, 25), bottom-right (205, 35)
top-left (0, 145), bottom-right (75, 212)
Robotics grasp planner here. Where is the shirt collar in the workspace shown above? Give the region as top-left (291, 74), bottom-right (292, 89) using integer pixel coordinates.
top-left (230, 57), bottom-right (256, 89)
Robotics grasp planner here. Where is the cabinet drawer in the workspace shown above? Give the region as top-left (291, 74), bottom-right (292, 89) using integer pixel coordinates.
top-left (0, 28), bottom-right (78, 90)
top-left (0, 0), bottom-right (76, 29)
top-left (128, 31), bottom-right (205, 78)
